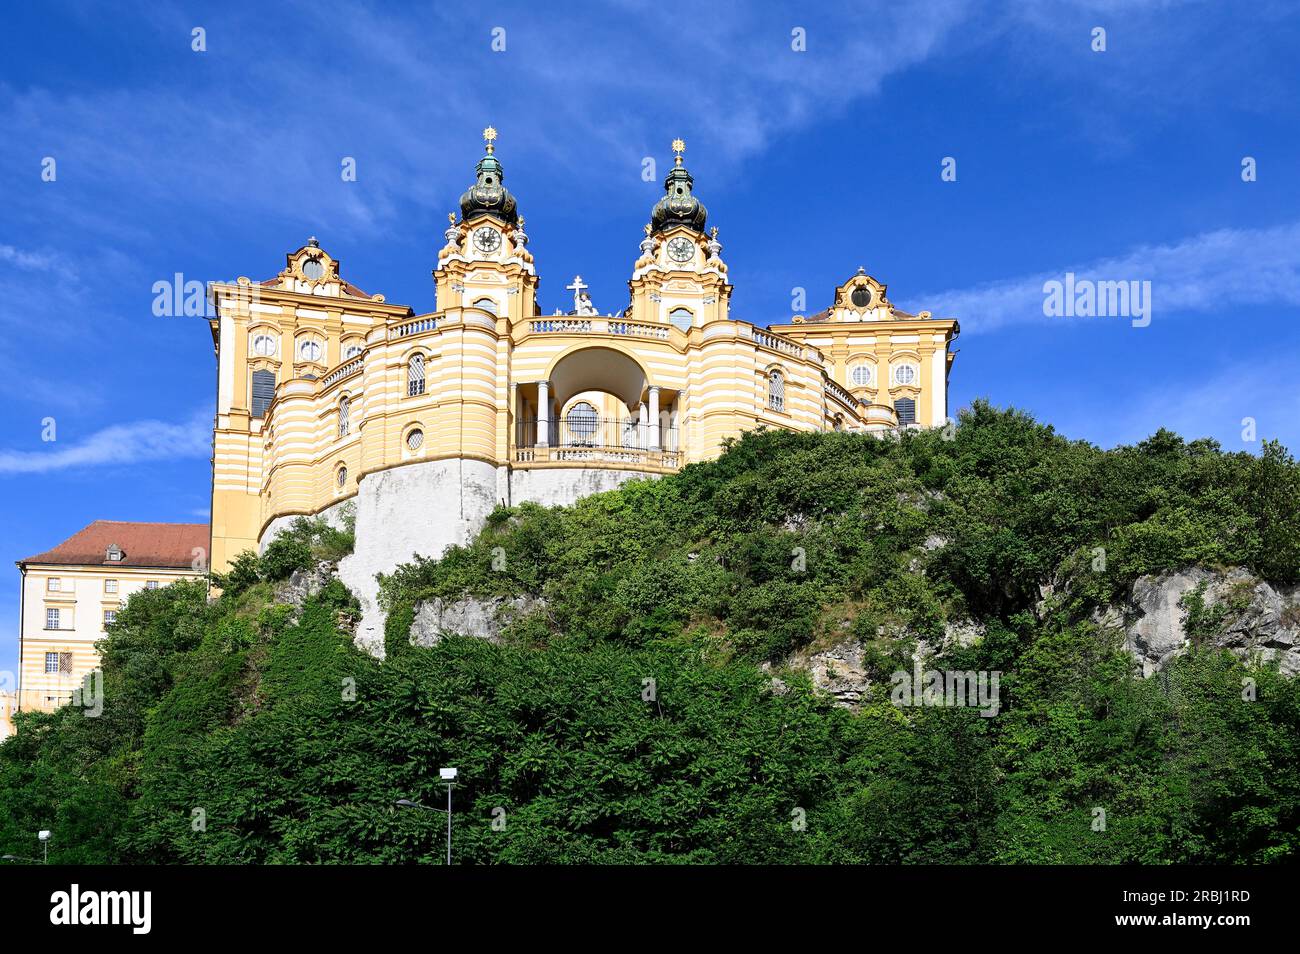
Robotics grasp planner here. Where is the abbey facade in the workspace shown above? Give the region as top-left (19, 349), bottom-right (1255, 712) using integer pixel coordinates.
top-left (208, 133), bottom-right (960, 651)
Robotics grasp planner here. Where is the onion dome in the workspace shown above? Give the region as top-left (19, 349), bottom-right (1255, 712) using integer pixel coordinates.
top-left (650, 138), bottom-right (707, 234)
top-left (458, 126), bottom-right (519, 226)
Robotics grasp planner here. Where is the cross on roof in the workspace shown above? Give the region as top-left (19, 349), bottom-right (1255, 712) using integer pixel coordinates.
top-left (566, 275), bottom-right (588, 311)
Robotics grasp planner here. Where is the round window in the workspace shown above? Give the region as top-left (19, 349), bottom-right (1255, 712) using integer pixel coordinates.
top-left (406, 429), bottom-right (424, 451)
top-left (302, 257), bottom-right (325, 280)
top-left (566, 402), bottom-right (599, 438)
top-left (298, 340), bottom-right (322, 362)
top-left (850, 365), bottom-right (872, 387)
top-left (851, 286), bottom-right (873, 308)
top-left (894, 364), bottom-right (916, 386)
top-left (253, 334), bottom-right (276, 357)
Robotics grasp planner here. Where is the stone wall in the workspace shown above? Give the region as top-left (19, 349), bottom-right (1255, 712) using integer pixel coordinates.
top-left (263, 458), bottom-right (660, 656)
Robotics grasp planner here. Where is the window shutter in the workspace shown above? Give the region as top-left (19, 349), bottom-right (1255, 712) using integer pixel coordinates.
top-left (895, 397), bottom-right (916, 425)
top-left (251, 369), bottom-right (276, 418)
top-left (59, 652), bottom-right (73, 674)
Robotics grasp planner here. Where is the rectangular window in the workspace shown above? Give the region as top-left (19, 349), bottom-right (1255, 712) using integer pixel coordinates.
top-left (47, 577), bottom-right (61, 592)
top-left (45, 652), bottom-right (59, 673)
top-left (59, 653), bottom-right (73, 674)
top-left (103, 609), bottom-right (117, 627)
top-left (895, 397), bottom-right (917, 426)
top-left (146, 580), bottom-right (160, 590)
top-left (45, 608), bottom-right (60, 630)
top-left (251, 369), bottom-right (277, 419)
top-left (104, 579), bottom-right (118, 593)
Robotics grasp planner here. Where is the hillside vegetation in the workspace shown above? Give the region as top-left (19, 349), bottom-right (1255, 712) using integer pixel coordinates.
top-left (3, 402), bottom-right (1299, 863)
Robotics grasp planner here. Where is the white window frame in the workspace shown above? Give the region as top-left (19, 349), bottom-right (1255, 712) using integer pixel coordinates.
top-left (46, 608), bottom-right (60, 631)
top-left (338, 396), bottom-right (351, 438)
top-left (47, 577), bottom-right (61, 592)
top-left (252, 333), bottom-right (277, 357)
top-left (104, 578), bottom-right (118, 593)
top-left (892, 363), bottom-right (918, 387)
top-left (297, 338), bottom-right (323, 363)
top-left (45, 651), bottom-right (60, 673)
top-left (850, 364), bottom-right (874, 388)
top-left (407, 354), bottom-right (426, 397)
top-left (146, 580), bottom-right (160, 590)
top-left (767, 369), bottom-right (786, 413)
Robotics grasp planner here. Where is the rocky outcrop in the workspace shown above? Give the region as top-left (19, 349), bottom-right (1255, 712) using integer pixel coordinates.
top-left (409, 594), bottom-right (546, 647)
top-left (784, 617), bottom-right (987, 710)
top-left (274, 560), bottom-right (339, 613)
top-left (1102, 568), bottom-right (1300, 677)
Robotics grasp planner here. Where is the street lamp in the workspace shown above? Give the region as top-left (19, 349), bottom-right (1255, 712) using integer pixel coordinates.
top-left (395, 767), bottom-right (458, 865)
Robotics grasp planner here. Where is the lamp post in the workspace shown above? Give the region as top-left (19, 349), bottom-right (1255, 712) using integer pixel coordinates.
top-left (38, 830), bottom-right (50, 865)
top-left (395, 766), bottom-right (458, 865)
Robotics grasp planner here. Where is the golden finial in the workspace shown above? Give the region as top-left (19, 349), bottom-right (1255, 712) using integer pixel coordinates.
top-left (483, 126), bottom-right (498, 153)
top-left (671, 137), bottom-right (685, 165)
top-left (448, 212), bottom-right (456, 226)
top-left (643, 223), bottom-right (652, 237)
top-left (518, 215), bottom-right (525, 228)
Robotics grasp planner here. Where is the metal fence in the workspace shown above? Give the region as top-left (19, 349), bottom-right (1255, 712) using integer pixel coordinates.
top-left (515, 417), bottom-right (679, 452)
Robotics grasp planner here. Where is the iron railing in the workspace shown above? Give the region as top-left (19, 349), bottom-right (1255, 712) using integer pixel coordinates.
top-left (515, 417), bottom-right (679, 453)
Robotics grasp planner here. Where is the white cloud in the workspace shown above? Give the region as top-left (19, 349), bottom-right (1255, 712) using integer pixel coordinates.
top-left (909, 222), bottom-right (1300, 333)
top-left (1057, 354), bottom-right (1300, 452)
top-left (0, 408), bottom-right (211, 476)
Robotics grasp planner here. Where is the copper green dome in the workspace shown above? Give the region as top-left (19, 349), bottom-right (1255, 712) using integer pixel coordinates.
top-left (459, 127), bottom-right (519, 226)
top-left (650, 139), bottom-right (707, 234)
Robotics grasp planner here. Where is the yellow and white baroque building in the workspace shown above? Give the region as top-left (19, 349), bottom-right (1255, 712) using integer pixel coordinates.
top-left (208, 134), bottom-right (959, 651)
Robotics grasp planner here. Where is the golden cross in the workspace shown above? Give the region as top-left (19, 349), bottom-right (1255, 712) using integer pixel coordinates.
top-left (483, 126), bottom-right (497, 152)
top-left (671, 137), bottom-right (685, 164)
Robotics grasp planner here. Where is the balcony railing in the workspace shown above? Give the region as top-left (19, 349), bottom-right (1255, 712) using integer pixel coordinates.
top-left (513, 417), bottom-right (681, 469)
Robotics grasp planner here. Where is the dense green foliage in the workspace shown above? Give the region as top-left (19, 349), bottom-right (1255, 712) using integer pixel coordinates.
top-left (3, 403), bottom-right (1298, 863)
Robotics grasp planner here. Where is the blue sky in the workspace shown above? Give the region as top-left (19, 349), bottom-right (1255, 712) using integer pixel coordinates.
top-left (2, 0), bottom-right (1299, 679)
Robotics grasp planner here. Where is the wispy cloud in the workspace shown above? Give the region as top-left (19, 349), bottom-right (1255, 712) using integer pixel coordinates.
top-left (0, 407), bottom-right (211, 475)
top-left (1056, 353), bottom-right (1300, 452)
top-left (909, 222), bottom-right (1300, 333)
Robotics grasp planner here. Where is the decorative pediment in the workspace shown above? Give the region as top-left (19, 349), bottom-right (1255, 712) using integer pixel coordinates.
top-left (833, 267), bottom-right (892, 315)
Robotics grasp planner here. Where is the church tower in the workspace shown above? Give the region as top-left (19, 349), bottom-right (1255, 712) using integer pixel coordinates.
top-left (628, 139), bottom-right (732, 331)
top-left (434, 127), bottom-right (537, 322)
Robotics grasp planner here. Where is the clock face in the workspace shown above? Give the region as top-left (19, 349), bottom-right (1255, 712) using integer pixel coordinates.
top-left (667, 237), bottom-right (694, 263)
top-left (473, 226), bottom-right (501, 253)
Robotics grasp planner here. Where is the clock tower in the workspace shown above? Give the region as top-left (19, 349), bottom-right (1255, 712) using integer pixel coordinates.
top-left (628, 139), bottom-right (732, 331)
top-left (434, 127), bottom-right (537, 321)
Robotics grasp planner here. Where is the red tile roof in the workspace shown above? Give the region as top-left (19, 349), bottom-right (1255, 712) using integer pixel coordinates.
top-left (19, 521), bottom-right (210, 569)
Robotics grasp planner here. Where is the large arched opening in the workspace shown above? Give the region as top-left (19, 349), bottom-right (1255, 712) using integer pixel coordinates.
top-left (515, 346), bottom-right (679, 455)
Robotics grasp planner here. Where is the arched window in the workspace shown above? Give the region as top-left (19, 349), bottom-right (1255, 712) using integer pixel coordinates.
top-left (893, 363), bottom-right (917, 386)
top-left (336, 464), bottom-right (348, 488)
top-left (405, 428), bottom-right (424, 452)
top-left (251, 369), bottom-right (276, 418)
top-left (407, 354), bottom-right (426, 396)
top-left (471, 297), bottom-right (498, 316)
top-left (767, 370), bottom-right (786, 412)
top-left (565, 401), bottom-right (599, 442)
top-left (668, 307), bottom-right (693, 333)
top-left (338, 396), bottom-right (350, 438)
top-left (895, 397), bottom-right (916, 425)
top-left (252, 333), bottom-right (276, 357)
top-left (343, 342), bottom-right (363, 359)
top-left (297, 338), bottom-right (322, 363)
top-left (850, 364), bottom-right (873, 388)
